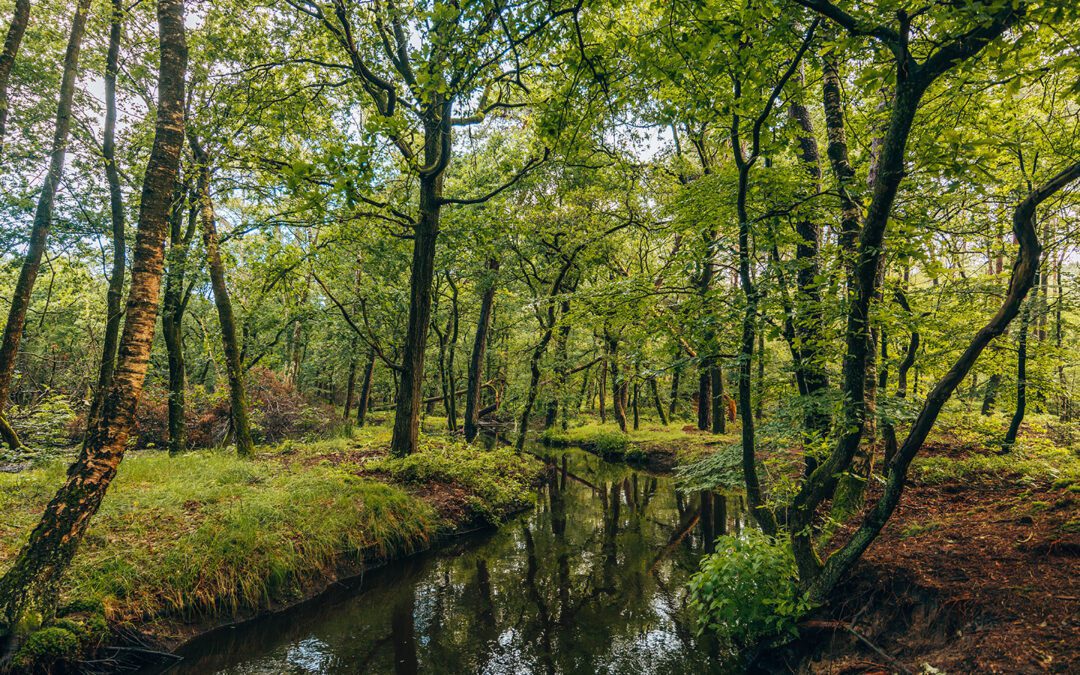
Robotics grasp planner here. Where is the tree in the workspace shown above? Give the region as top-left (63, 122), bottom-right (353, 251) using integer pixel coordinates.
top-left (282, 0), bottom-right (569, 456)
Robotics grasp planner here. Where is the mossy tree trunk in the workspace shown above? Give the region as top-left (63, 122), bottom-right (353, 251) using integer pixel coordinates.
top-left (190, 133), bottom-right (255, 457)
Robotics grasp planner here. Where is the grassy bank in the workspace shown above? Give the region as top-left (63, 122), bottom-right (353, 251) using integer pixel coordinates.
top-left (0, 427), bottom-right (544, 669)
top-left (539, 419), bottom-right (733, 470)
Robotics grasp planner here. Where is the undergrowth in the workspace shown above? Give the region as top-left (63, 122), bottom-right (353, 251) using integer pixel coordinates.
top-left (688, 530), bottom-right (810, 647)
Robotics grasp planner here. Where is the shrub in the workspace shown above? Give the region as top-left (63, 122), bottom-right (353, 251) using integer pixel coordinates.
top-left (688, 530), bottom-right (810, 646)
top-left (132, 367), bottom-right (344, 450)
top-left (8, 394), bottom-right (78, 450)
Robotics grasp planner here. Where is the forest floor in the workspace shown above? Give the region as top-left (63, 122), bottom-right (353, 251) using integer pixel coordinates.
top-left (0, 426), bottom-right (544, 670)
top-left (778, 419), bottom-right (1080, 674)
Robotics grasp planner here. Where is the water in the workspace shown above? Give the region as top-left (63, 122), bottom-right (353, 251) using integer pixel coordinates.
top-left (151, 447), bottom-right (746, 674)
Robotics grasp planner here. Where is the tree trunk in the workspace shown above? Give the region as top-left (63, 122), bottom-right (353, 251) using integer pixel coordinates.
top-left (190, 134), bottom-right (255, 457)
top-left (391, 112), bottom-right (448, 457)
top-left (1004, 277), bottom-right (1037, 449)
top-left (883, 287), bottom-right (919, 465)
top-left (710, 364), bottom-right (725, 434)
top-left (464, 258), bottom-right (496, 442)
top-left (162, 187), bottom-right (194, 455)
top-left (545, 299), bottom-right (571, 430)
top-left (87, 0), bottom-right (126, 431)
top-left (982, 373), bottom-right (1002, 415)
top-left (0, 0), bottom-right (92, 450)
top-left (608, 334), bottom-right (627, 433)
top-left (697, 367), bottom-right (711, 431)
top-left (343, 352), bottom-right (357, 421)
top-left (649, 377), bottom-right (669, 425)
top-left (632, 381), bottom-right (640, 431)
top-left (0, 0), bottom-right (186, 631)
top-left (669, 353), bottom-right (681, 417)
top-left (357, 349), bottom-right (375, 428)
top-left (598, 356), bottom-right (607, 423)
top-left (0, 0), bottom-right (29, 154)
top-left (443, 273), bottom-right (459, 431)
top-left (516, 267), bottom-right (575, 450)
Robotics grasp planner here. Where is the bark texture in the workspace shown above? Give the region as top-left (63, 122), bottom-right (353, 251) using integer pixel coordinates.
top-left (191, 134), bottom-right (255, 457)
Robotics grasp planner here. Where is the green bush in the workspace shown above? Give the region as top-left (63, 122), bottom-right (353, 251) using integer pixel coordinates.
top-left (688, 530), bottom-right (810, 646)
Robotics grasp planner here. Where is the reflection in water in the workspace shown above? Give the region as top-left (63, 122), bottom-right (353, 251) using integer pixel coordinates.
top-left (148, 447), bottom-right (746, 674)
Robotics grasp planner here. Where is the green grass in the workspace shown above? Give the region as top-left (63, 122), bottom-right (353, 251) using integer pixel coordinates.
top-left (0, 427), bottom-right (542, 628)
top-left (539, 419), bottom-right (732, 465)
top-left (369, 438), bottom-right (542, 522)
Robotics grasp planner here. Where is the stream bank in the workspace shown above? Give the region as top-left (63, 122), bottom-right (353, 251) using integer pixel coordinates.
top-left (137, 446), bottom-right (746, 674)
top-left (0, 431), bottom-right (544, 672)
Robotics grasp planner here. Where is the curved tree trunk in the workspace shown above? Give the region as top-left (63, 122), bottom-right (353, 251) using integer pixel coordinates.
top-left (0, 0), bottom-right (92, 450)
top-left (806, 160), bottom-right (1077, 605)
top-left (0, 0), bottom-right (186, 632)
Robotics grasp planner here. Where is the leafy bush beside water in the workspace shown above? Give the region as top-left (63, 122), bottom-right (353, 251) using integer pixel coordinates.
top-left (688, 530), bottom-right (810, 646)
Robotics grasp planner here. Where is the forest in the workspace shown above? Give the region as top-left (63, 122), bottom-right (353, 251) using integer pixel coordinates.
top-left (0, 0), bottom-right (1078, 672)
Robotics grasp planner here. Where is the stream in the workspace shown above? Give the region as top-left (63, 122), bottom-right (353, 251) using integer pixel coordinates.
top-left (148, 446), bottom-right (747, 674)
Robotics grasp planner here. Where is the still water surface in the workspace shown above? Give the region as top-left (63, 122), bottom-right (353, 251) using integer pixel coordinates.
top-left (152, 447), bottom-right (746, 674)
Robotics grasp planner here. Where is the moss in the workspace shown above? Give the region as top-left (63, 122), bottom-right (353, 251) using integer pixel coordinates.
top-left (14, 626), bottom-right (80, 669)
top-left (57, 598), bottom-right (104, 617)
top-left (899, 520), bottom-right (943, 538)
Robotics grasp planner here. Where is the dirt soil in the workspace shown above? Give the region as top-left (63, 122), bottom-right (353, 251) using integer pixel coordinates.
top-left (767, 443), bottom-right (1079, 674)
